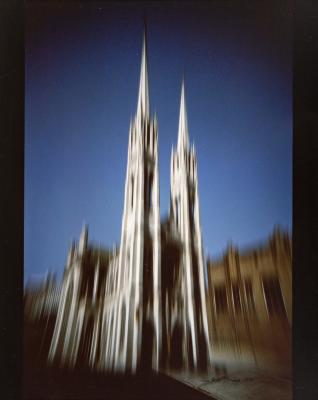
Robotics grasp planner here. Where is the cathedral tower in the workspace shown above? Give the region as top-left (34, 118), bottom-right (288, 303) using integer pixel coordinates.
top-left (116, 32), bottom-right (161, 372)
top-left (48, 224), bottom-right (89, 366)
top-left (169, 82), bottom-right (211, 369)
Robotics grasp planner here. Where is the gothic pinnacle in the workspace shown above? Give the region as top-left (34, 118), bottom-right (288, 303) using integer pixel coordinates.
top-left (177, 80), bottom-right (190, 151)
top-left (136, 31), bottom-right (149, 118)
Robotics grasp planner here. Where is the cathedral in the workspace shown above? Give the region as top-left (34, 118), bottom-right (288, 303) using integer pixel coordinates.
top-left (47, 33), bottom-right (212, 373)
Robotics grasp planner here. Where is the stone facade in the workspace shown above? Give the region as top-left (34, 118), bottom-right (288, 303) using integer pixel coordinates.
top-left (47, 33), bottom-right (211, 373)
top-left (206, 228), bottom-right (292, 374)
top-left (24, 273), bottom-right (60, 322)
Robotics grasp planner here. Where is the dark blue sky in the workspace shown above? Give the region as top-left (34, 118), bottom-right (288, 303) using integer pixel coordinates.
top-left (25, 2), bottom-right (292, 282)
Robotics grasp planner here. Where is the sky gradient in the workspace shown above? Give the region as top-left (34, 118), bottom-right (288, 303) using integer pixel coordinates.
top-left (25, 2), bottom-right (292, 282)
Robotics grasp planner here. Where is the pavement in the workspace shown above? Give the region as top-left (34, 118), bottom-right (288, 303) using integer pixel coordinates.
top-left (164, 360), bottom-right (292, 400)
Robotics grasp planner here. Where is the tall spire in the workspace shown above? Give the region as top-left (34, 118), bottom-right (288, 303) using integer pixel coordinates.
top-left (136, 31), bottom-right (149, 118)
top-left (177, 80), bottom-right (190, 150)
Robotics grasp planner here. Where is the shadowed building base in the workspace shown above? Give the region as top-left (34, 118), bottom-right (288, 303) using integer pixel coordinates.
top-left (23, 367), bottom-right (215, 400)
top-left (23, 319), bottom-right (213, 400)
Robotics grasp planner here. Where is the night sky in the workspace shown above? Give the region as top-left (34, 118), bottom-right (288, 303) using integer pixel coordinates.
top-left (25, 2), bottom-right (292, 282)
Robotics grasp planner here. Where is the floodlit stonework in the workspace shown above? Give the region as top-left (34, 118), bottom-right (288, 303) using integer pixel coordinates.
top-left (47, 33), bottom-right (211, 373)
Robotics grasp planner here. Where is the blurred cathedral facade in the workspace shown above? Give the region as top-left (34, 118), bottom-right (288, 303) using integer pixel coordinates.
top-left (24, 33), bottom-right (292, 375)
top-left (46, 33), bottom-right (211, 373)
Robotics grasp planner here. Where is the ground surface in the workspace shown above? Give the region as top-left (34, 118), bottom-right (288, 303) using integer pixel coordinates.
top-left (165, 363), bottom-right (292, 400)
top-left (23, 366), bottom-right (215, 400)
top-left (24, 319), bottom-right (291, 400)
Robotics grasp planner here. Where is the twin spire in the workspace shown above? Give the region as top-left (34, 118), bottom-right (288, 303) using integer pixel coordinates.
top-left (136, 31), bottom-right (190, 151)
top-left (136, 32), bottom-right (149, 118)
top-left (177, 80), bottom-right (190, 151)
